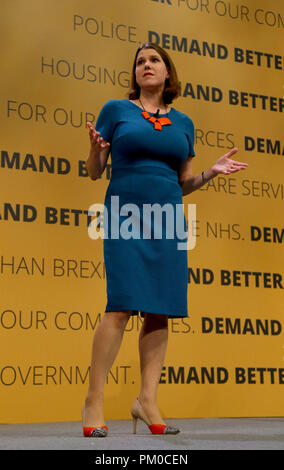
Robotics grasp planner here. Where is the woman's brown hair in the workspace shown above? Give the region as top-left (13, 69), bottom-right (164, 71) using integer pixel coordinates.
top-left (128, 43), bottom-right (181, 105)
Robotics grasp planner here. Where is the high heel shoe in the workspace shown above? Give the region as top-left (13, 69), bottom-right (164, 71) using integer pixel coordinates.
top-left (131, 398), bottom-right (180, 435)
top-left (82, 404), bottom-right (108, 438)
top-left (83, 426), bottom-right (108, 437)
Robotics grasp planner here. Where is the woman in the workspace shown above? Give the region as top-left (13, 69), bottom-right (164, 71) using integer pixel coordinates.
top-left (82, 43), bottom-right (248, 437)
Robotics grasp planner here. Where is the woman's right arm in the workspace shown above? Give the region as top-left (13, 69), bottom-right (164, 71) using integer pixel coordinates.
top-left (85, 122), bottom-right (111, 180)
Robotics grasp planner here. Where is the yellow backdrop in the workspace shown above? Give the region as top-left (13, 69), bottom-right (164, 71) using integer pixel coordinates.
top-left (1, 0), bottom-right (283, 423)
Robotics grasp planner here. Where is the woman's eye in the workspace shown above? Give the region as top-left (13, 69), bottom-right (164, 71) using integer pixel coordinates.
top-left (137, 57), bottom-right (159, 65)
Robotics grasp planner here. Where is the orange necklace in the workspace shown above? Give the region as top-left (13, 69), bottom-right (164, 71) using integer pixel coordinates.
top-left (139, 99), bottom-right (172, 131)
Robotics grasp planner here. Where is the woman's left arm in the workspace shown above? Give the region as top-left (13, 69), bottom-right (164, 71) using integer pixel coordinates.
top-left (178, 147), bottom-right (248, 196)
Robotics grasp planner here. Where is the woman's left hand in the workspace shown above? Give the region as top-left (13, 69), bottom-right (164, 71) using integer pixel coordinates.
top-left (211, 147), bottom-right (248, 176)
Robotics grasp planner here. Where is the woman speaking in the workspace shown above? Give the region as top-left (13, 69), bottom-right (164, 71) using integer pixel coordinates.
top-left (82, 42), bottom-right (248, 437)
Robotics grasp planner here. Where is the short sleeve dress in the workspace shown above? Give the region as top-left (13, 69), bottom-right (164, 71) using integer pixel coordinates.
top-left (95, 99), bottom-right (195, 318)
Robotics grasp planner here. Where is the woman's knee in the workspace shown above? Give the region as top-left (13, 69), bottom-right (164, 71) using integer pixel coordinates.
top-left (105, 310), bottom-right (132, 328)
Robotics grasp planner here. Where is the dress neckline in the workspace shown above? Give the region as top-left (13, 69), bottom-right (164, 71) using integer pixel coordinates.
top-left (125, 99), bottom-right (173, 117)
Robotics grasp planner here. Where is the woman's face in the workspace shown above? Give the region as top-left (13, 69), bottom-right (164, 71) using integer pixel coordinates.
top-left (135, 48), bottom-right (170, 92)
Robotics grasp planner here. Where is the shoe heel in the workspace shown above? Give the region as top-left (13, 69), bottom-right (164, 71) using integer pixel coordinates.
top-left (130, 398), bottom-right (180, 436)
top-left (132, 414), bottom-right (138, 434)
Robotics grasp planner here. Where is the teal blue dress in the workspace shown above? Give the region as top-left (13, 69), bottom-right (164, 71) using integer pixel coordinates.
top-left (95, 99), bottom-right (195, 318)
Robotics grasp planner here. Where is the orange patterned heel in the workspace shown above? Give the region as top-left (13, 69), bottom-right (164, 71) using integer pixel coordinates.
top-left (148, 424), bottom-right (175, 434)
top-left (82, 404), bottom-right (108, 437)
top-left (83, 426), bottom-right (108, 437)
top-left (131, 398), bottom-right (180, 435)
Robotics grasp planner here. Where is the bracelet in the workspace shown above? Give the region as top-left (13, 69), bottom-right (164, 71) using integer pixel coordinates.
top-left (201, 171), bottom-right (207, 184)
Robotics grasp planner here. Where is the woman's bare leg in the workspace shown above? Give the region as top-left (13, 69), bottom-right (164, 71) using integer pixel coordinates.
top-left (138, 313), bottom-right (168, 425)
top-left (83, 310), bottom-right (131, 427)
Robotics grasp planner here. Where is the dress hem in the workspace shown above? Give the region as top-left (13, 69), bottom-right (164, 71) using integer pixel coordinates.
top-left (105, 305), bottom-right (188, 319)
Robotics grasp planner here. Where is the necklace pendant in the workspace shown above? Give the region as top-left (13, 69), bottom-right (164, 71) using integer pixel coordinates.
top-left (142, 111), bottom-right (150, 119)
top-left (141, 110), bottom-right (172, 131)
top-left (149, 116), bottom-right (157, 124)
top-left (159, 117), bottom-right (172, 126)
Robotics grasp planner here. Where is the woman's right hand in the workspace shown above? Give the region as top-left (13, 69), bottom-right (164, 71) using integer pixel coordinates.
top-left (87, 122), bottom-right (110, 152)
